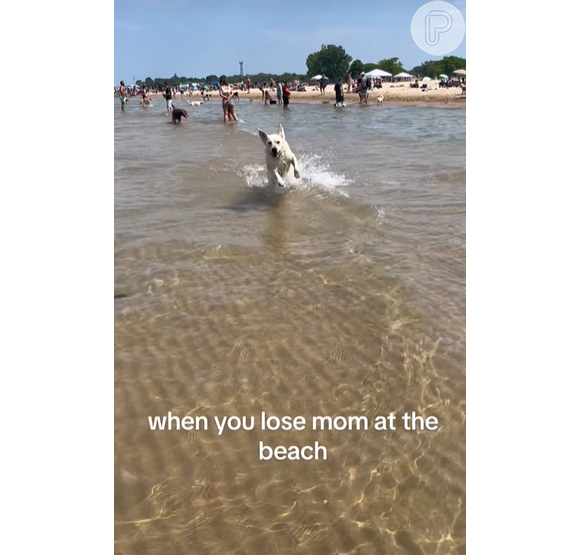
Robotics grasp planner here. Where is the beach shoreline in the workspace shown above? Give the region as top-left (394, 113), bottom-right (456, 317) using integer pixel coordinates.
top-left (139, 87), bottom-right (466, 106)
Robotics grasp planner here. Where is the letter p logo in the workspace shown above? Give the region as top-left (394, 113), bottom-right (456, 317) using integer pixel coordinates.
top-left (425, 10), bottom-right (453, 46)
top-left (411, 1), bottom-right (465, 56)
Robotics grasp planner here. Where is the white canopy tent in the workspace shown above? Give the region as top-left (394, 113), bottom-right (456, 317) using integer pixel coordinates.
top-left (394, 72), bottom-right (412, 78)
top-left (364, 68), bottom-right (392, 78)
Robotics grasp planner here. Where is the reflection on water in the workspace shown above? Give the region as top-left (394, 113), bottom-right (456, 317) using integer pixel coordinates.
top-left (115, 99), bottom-right (466, 554)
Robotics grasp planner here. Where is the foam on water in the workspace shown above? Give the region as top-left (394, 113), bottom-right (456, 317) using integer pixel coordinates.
top-left (297, 153), bottom-right (351, 196)
top-left (238, 153), bottom-right (351, 198)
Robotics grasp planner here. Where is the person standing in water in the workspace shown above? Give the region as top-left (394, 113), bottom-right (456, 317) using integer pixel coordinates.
top-left (282, 81), bottom-right (291, 108)
top-left (140, 86), bottom-right (150, 106)
top-left (119, 81), bottom-right (127, 111)
top-left (164, 82), bottom-right (173, 114)
top-left (334, 78), bottom-right (344, 107)
top-left (218, 75), bottom-right (238, 123)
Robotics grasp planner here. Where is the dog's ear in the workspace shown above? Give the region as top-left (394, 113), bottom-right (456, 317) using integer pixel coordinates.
top-left (278, 124), bottom-right (285, 139)
top-left (258, 130), bottom-right (269, 145)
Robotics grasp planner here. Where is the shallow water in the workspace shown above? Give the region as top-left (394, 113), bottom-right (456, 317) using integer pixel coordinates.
top-left (114, 96), bottom-right (466, 554)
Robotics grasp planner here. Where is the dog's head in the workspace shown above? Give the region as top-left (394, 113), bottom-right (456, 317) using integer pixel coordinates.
top-left (258, 124), bottom-right (287, 158)
top-left (180, 109), bottom-right (189, 118)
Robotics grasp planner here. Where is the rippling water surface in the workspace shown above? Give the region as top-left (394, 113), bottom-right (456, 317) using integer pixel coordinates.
top-left (115, 97), bottom-right (466, 555)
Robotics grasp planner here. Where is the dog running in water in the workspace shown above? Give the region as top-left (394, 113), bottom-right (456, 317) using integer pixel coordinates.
top-left (171, 107), bottom-right (188, 123)
top-left (258, 124), bottom-right (300, 188)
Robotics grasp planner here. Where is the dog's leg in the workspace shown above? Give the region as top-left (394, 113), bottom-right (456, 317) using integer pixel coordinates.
top-left (292, 156), bottom-right (300, 179)
top-left (274, 168), bottom-right (286, 187)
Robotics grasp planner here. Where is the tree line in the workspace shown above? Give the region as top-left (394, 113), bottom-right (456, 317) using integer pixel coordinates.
top-left (133, 46), bottom-right (465, 87)
top-left (135, 72), bottom-right (308, 88)
top-left (305, 45), bottom-right (466, 81)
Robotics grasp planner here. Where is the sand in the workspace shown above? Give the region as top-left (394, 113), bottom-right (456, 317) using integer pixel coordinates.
top-left (144, 85), bottom-right (466, 106)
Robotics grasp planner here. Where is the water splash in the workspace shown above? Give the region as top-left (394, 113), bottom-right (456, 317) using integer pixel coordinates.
top-left (238, 153), bottom-right (351, 198)
top-left (297, 153), bottom-right (351, 196)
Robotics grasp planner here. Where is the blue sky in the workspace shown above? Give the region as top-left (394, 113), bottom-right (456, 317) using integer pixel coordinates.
top-left (114, 0), bottom-right (466, 84)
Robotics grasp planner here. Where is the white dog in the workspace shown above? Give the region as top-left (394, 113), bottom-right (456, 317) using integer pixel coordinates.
top-left (376, 95), bottom-right (384, 104)
top-left (188, 100), bottom-right (203, 106)
top-left (258, 124), bottom-right (300, 188)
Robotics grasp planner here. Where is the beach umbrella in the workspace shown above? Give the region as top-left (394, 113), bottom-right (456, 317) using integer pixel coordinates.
top-left (422, 77), bottom-right (432, 82)
top-left (395, 72), bottom-right (412, 78)
top-left (310, 75), bottom-right (322, 80)
top-left (365, 69), bottom-right (392, 78)
top-left (439, 74), bottom-right (448, 79)
top-left (453, 69), bottom-right (466, 75)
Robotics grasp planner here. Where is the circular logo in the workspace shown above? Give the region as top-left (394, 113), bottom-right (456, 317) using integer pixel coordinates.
top-left (411, 1), bottom-right (466, 56)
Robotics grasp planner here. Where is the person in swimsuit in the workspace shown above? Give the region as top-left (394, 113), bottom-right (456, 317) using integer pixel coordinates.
top-left (119, 81), bottom-right (127, 111)
top-left (218, 75), bottom-right (238, 123)
top-left (140, 87), bottom-right (150, 106)
top-left (164, 82), bottom-right (173, 113)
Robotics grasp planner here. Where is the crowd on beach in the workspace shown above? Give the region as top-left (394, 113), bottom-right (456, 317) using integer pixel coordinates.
top-left (115, 72), bottom-right (465, 99)
top-left (115, 69), bottom-right (465, 117)
top-left (114, 82), bottom-right (213, 101)
top-left (115, 77), bottom-right (244, 121)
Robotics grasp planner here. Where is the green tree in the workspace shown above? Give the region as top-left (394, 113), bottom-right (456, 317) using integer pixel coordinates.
top-left (279, 72), bottom-right (296, 83)
top-left (306, 44), bottom-right (352, 81)
top-left (254, 73), bottom-right (274, 84)
top-left (377, 57), bottom-right (405, 75)
top-left (349, 59), bottom-right (364, 77)
top-left (205, 74), bottom-right (219, 82)
top-left (439, 56), bottom-right (466, 75)
top-left (411, 56), bottom-right (466, 78)
top-left (411, 60), bottom-right (441, 78)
